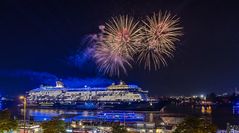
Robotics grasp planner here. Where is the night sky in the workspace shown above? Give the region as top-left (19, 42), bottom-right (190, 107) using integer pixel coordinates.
top-left (0, 0), bottom-right (239, 96)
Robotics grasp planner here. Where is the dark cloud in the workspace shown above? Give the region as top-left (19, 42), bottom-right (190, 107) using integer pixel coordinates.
top-left (0, 69), bottom-right (58, 85)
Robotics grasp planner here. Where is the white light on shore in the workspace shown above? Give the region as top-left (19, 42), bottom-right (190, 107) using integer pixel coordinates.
top-left (200, 94), bottom-right (204, 98)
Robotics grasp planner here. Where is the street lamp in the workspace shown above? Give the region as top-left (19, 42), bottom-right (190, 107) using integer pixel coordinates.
top-left (19, 96), bottom-right (27, 133)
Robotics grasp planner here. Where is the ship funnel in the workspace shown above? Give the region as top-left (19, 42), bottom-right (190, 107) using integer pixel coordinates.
top-left (56, 81), bottom-right (64, 88)
top-left (119, 80), bottom-right (125, 85)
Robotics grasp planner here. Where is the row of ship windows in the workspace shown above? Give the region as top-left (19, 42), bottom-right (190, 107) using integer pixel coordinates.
top-left (30, 98), bottom-right (143, 101)
top-left (30, 91), bottom-right (141, 95)
top-left (30, 95), bottom-right (141, 99)
top-left (30, 92), bottom-right (141, 97)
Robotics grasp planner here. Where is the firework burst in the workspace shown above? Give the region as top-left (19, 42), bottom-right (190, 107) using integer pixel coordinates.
top-left (102, 15), bottom-right (143, 56)
top-left (93, 43), bottom-right (132, 76)
top-left (92, 15), bottom-right (142, 76)
top-left (138, 11), bottom-right (183, 70)
top-left (85, 13), bottom-right (183, 76)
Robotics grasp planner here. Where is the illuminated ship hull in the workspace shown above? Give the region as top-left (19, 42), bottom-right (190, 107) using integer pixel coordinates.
top-left (25, 81), bottom-right (166, 111)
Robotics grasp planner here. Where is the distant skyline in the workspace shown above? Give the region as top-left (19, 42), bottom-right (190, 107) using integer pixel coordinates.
top-left (0, 0), bottom-right (239, 96)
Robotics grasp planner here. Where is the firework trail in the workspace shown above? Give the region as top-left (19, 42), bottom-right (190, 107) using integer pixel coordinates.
top-left (138, 11), bottom-right (183, 70)
top-left (93, 43), bottom-right (132, 76)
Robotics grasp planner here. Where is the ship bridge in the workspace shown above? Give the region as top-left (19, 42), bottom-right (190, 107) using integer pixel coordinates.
top-left (107, 81), bottom-right (140, 91)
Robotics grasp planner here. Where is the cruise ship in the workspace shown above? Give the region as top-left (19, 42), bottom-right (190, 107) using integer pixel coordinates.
top-left (26, 81), bottom-right (165, 110)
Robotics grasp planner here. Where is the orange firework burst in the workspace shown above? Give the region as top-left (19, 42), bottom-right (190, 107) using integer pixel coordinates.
top-left (102, 15), bottom-right (143, 56)
top-left (138, 11), bottom-right (183, 70)
top-left (93, 15), bottom-right (142, 76)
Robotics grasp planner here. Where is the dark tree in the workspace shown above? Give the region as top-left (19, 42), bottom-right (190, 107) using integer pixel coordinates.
top-left (112, 124), bottom-right (128, 133)
top-left (0, 109), bottom-right (18, 133)
top-left (173, 116), bottom-right (217, 133)
top-left (41, 118), bottom-right (66, 133)
top-left (207, 93), bottom-right (217, 103)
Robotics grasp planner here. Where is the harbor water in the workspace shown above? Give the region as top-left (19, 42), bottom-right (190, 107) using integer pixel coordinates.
top-left (1, 99), bottom-right (239, 129)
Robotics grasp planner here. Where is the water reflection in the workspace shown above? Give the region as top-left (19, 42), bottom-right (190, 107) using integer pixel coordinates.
top-left (26, 109), bottom-right (146, 123)
top-left (233, 104), bottom-right (239, 115)
top-left (149, 113), bottom-right (154, 122)
top-left (201, 105), bottom-right (212, 114)
top-left (0, 100), bottom-right (2, 110)
top-left (3, 101), bottom-right (239, 129)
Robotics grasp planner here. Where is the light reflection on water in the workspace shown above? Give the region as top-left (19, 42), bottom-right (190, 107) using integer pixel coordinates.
top-left (233, 102), bottom-right (239, 115)
top-left (6, 100), bottom-right (239, 129)
top-left (0, 100), bottom-right (2, 110)
top-left (23, 109), bottom-right (150, 123)
top-left (20, 108), bottom-right (188, 128)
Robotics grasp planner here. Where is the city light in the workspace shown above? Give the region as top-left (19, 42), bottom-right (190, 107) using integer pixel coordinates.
top-left (200, 94), bottom-right (204, 98)
top-left (19, 96), bottom-right (25, 100)
top-left (19, 96), bottom-right (27, 133)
